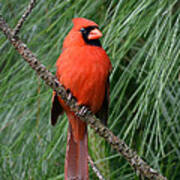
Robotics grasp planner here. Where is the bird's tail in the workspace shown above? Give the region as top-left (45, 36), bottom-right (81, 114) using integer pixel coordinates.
top-left (65, 113), bottom-right (88, 180)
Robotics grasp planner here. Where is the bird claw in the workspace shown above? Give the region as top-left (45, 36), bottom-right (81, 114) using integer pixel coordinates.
top-left (66, 89), bottom-right (90, 117)
top-left (76, 105), bottom-right (89, 117)
top-left (66, 89), bottom-right (73, 102)
top-left (67, 92), bottom-right (72, 101)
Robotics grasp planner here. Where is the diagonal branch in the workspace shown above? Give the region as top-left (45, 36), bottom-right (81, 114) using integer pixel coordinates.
top-left (0, 15), bottom-right (167, 180)
top-left (13, 0), bottom-right (36, 36)
top-left (88, 155), bottom-right (106, 180)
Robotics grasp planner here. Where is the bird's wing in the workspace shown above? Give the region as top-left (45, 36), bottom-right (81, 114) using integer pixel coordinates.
top-left (95, 76), bottom-right (110, 126)
top-left (51, 91), bottom-right (64, 125)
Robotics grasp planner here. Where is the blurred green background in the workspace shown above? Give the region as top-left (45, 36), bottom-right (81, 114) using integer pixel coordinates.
top-left (0, 0), bottom-right (180, 179)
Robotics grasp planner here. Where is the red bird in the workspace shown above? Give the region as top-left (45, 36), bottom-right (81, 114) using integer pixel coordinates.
top-left (51, 18), bottom-right (111, 180)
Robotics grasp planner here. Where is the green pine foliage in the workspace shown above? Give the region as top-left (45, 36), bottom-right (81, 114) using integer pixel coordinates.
top-left (0, 0), bottom-right (180, 179)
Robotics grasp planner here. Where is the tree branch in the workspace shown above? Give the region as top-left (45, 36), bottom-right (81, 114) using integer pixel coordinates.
top-left (0, 15), bottom-right (167, 180)
top-left (13, 0), bottom-right (36, 36)
top-left (88, 155), bottom-right (106, 180)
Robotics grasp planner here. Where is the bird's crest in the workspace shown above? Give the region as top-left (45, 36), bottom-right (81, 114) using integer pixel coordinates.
top-left (72, 18), bottom-right (98, 30)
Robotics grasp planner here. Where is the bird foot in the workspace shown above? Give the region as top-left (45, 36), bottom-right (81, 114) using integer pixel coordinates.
top-left (66, 89), bottom-right (72, 100)
top-left (76, 105), bottom-right (90, 117)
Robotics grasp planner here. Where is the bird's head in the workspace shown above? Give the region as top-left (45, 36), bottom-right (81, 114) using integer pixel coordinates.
top-left (63, 18), bottom-right (102, 48)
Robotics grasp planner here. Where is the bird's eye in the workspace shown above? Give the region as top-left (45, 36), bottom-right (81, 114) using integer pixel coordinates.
top-left (80, 28), bottom-right (85, 32)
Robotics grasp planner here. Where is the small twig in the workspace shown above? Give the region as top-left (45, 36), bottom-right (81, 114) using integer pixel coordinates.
top-left (88, 155), bottom-right (105, 180)
top-left (13, 0), bottom-right (36, 36)
top-left (0, 15), bottom-right (167, 180)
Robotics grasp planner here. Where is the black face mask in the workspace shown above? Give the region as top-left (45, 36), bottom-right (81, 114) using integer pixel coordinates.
top-left (80, 26), bottom-right (101, 47)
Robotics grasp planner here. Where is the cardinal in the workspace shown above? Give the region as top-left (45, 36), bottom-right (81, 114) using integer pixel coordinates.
top-left (51, 17), bottom-right (111, 180)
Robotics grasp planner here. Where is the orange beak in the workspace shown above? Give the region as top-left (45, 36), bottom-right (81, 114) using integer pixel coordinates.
top-left (88, 28), bottom-right (102, 40)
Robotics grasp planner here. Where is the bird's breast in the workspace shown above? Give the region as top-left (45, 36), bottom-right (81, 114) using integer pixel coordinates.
top-left (56, 46), bottom-right (111, 113)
